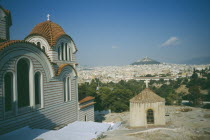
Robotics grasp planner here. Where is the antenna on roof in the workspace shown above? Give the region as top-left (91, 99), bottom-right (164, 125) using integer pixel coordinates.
top-left (47, 14), bottom-right (50, 21)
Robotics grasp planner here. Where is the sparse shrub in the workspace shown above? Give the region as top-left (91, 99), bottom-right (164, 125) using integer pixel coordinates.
top-left (177, 108), bottom-right (192, 112)
top-left (203, 114), bottom-right (210, 118)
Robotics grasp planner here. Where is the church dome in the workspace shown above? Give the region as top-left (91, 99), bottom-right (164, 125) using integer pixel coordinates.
top-left (26, 21), bottom-right (67, 46)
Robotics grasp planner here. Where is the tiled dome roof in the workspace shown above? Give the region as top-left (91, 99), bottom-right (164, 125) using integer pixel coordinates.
top-left (130, 88), bottom-right (165, 103)
top-left (26, 21), bottom-right (67, 46)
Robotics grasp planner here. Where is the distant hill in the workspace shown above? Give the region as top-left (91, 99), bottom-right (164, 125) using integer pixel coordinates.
top-left (131, 57), bottom-right (161, 65)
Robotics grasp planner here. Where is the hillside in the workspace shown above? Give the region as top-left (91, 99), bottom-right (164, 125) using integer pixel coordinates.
top-left (131, 57), bottom-right (161, 65)
top-left (101, 106), bottom-right (210, 140)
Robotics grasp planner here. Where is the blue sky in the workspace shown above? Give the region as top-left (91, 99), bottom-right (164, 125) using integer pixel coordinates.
top-left (1, 0), bottom-right (210, 66)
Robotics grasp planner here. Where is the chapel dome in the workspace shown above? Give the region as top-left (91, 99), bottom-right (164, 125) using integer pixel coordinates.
top-left (130, 88), bottom-right (165, 103)
top-left (26, 20), bottom-right (67, 46)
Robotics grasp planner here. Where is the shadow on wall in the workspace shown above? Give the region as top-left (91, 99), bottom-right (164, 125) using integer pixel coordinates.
top-left (0, 99), bottom-right (57, 139)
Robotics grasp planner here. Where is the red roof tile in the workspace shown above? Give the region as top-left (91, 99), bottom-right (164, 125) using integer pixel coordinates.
top-left (79, 96), bottom-right (95, 104)
top-left (80, 102), bottom-right (96, 109)
top-left (25, 21), bottom-right (78, 52)
top-left (26, 21), bottom-right (67, 47)
top-left (56, 64), bottom-right (78, 76)
top-left (0, 40), bottom-right (33, 51)
top-left (130, 88), bottom-right (165, 103)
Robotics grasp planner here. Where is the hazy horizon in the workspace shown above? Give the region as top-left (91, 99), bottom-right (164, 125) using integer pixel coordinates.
top-left (79, 57), bottom-right (210, 67)
top-left (1, 0), bottom-right (210, 66)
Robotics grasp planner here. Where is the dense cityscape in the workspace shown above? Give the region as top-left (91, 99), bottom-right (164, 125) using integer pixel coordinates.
top-left (78, 63), bottom-right (210, 84)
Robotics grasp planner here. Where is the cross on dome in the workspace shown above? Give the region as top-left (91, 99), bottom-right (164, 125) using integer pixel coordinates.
top-left (47, 14), bottom-right (50, 21)
top-left (144, 80), bottom-right (149, 88)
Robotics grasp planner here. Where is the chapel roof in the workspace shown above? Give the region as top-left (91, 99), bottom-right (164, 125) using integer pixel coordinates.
top-left (79, 96), bottom-right (95, 104)
top-left (130, 88), bottom-right (165, 103)
top-left (79, 96), bottom-right (95, 109)
top-left (80, 102), bottom-right (96, 109)
top-left (26, 20), bottom-right (68, 47)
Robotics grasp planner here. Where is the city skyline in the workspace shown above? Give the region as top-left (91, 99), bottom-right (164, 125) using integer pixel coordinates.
top-left (1, 0), bottom-right (210, 66)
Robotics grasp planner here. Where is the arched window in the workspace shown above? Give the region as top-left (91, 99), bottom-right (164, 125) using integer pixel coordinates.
top-left (63, 78), bottom-right (67, 102)
top-left (61, 42), bottom-right (64, 60)
top-left (17, 58), bottom-right (30, 108)
top-left (35, 72), bottom-right (41, 106)
top-left (63, 77), bottom-right (71, 102)
top-left (147, 109), bottom-right (154, 124)
top-left (69, 47), bottom-right (71, 61)
top-left (37, 42), bottom-right (41, 47)
top-left (67, 77), bottom-right (69, 101)
top-left (65, 43), bottom-right (68, 61)
top-left (67, 77), bottom-right (71, 101)
top-left (4, 72), bottom-right (13, 112)
top-left (58, 47), bottom-right (60, 60)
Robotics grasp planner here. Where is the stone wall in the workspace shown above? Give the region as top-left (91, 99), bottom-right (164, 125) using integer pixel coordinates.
top-left (130, 102), bottom-right (165, 127)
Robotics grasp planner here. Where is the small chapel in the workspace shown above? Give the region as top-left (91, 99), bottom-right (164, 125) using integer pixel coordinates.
top-left (0, 5), bottom-right (95, 135)
top-left (130, 81), bottom-right (165, 127)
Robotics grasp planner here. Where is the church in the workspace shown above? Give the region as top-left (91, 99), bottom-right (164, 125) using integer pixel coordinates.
top-left (0, 5), bottom-right (95, 135)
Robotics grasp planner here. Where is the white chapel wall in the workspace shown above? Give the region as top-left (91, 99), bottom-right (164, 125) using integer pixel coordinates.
top-left (130, 102), bottom-right (165, 127)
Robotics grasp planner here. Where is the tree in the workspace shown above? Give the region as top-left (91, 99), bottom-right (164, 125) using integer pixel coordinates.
top-left (166, 92), bottom-right (183, 105)
top-left (78, 83), bottom-right (89, 100)
top-left (145, 74), bottom-right (153, 77)
top-left (191, 71), bottom-right (198, 81)
top-left (206, 90), bottom-right (210, 101)
top-left (159, 78), bottom-right (164, 84)
top-left (188, 85), bottom-right (202, 106)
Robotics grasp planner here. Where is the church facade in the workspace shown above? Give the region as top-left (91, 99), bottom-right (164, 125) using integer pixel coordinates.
top-left (0, 6), bottom-right (95, 135)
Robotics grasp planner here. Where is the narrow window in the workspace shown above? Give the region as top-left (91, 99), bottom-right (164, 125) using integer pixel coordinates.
top-left (68, 77), bottom-right (71, 101)
top-left (85, 115), bottom-right (87, 121)
top-left (58, 47), bottom-right (60, 60)
top-left (17, 59), bottom-right (30, 108)
top-left (63, 78), bottom-right (67, 102)
top-left (4, 72), bottom-right (13, 112)
top-left (61, 43), bottom-right (64, 60)
top-left (69, 47), bottom-right (71, 61)
top-left (67, 77), bottom-right (69, 101)
top-left (65, 43), bottom-right (68, 61)
top-left (37, 42), bottom-right (41, 47)
top-left (35, 72), bottom-right (41, 105)
top-left (147, 109), bottom-right (154, 124)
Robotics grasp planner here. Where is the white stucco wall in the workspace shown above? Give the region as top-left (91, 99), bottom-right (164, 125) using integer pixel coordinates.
top-left (130, 102), bottom-right (165, 127)
top-left (79, 105), bottom-right (94, 122)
